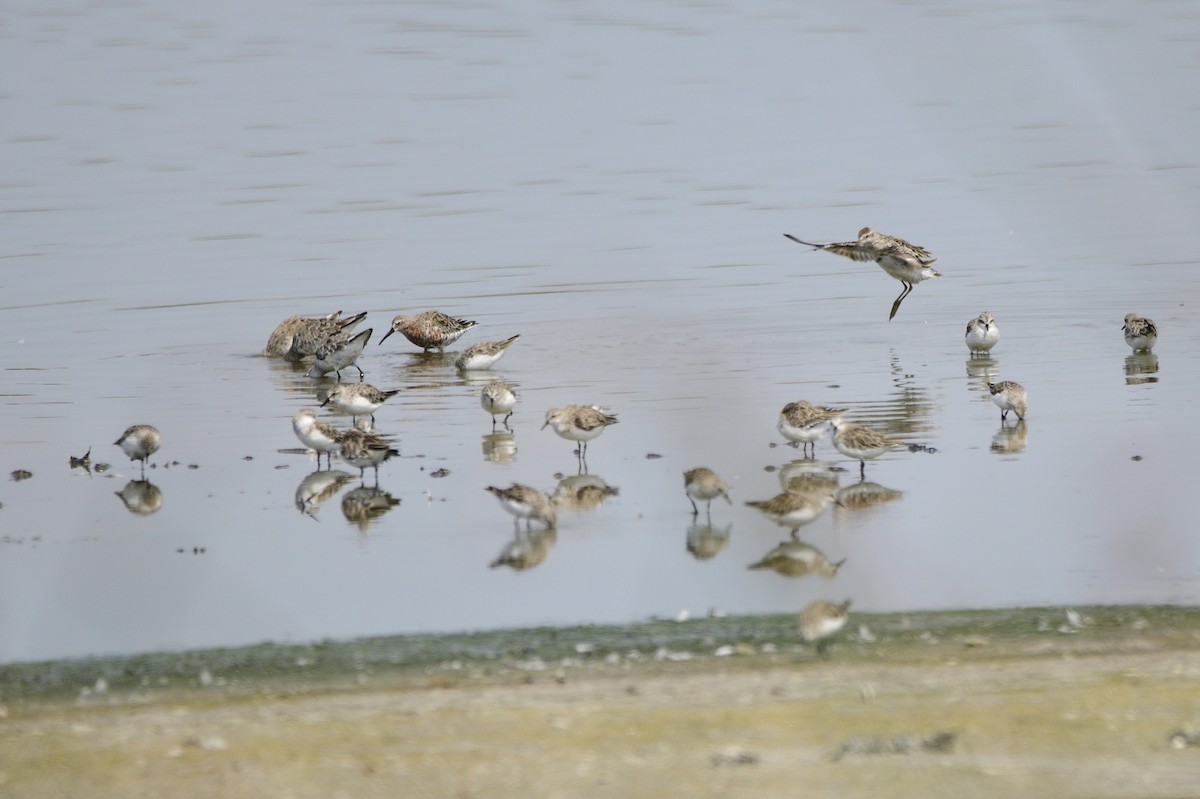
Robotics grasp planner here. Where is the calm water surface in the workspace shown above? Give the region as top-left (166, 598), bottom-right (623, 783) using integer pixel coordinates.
top-left (2, 0), bottom-right (1199, 662)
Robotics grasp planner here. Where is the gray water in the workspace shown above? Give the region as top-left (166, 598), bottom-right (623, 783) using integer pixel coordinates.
top-left (2, 0), bottom-right (1199, 663)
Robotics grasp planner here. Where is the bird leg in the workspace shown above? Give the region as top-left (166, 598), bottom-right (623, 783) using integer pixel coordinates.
top-left (888, 282), bottom-right (913, 321)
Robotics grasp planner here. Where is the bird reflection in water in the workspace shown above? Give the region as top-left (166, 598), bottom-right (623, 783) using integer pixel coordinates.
top-left (990, 419), bottom-right (1028, 455)
top-left (685, 521), bottom-right (731, 561)
top-left (747, 539), bottom-right (844, 578)
top-left (836, 478), bottom-right (903, 510)
top-left (294, 469), bottom-right (356, 519)
top-left (341, 485), bottom-right (401, 532)
top-left (777, 459), bottom-right (840, 494)
top-left (552, 473), bottom-right (619, 512)
top-left (490, 527), bottom-right (557, 571)
top-left (965, 354), bottom-right (999, 397)
top-left (481, 430), bottom-right (517, 462)
top-left (114, 480), bottom-right (163, 516)
top-left (1124, 352), bottom-right (1159, 385)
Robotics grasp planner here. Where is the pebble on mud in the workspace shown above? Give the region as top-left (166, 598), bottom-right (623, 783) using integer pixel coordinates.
top-left (711, 746), bottom-right (759, 767)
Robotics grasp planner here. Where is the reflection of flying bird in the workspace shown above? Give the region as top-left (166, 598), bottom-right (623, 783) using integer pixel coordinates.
top-left (341, 486), bottom-right (401, 532)
top-left (114, 479), bottom-right (163, 515)
top-left (745, 486), bottom-right (837, 534)
top-left (785, 227), bottom-right (941, 320)
top-left (1122, 313), bottom-right (1157, 352)
top-left (114, 424), bottom-right (160, 477)
top-left (683, 467), bottom-right (731, 515)
top-left (798, 599), bottom-right (852, 657)
top-left (830, 419), bottom-right (907, 478)
top-left (486, 483), bottom-right (557, 530)
top-left (490, 527), bottom-right (557, 571)
top-left (379, 310), bottom-right (477, 353)
top-left (455, 334), bottom-right (520, 371)
top-left (777, 401), bottom-right (844, 456)
top-left (965, 311), bottom-right (999, 355)
top-left (748, 540), bottom-right (844, 578)
top-left (686, 521), bottom-right (732, 561)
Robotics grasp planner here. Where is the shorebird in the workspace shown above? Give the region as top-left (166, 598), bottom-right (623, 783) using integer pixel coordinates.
top-left (338, 429), bottom-right (399, 483)
top-left (307, 328), bottom-right (372, 381)
top-left (486, 483), bottom-right (557, 530)
top-left (683, 467), bottom-right (732, 515)
top-left (113, 424), bottom-right (160, 476)
top-left (1122, 313), bottom-right (1158, 352)
top-left (379, 310), bottom-right (477, 353)
top-left (777, 400), bottom-right (845, 456)
top-left (745, 486), bottom-right (838, 535)
top-left (830, 418), bottom-right (907, 478)
top-left (987, 381), bottom-right (1027, 422)
top-left (480, 381), bottom-right (517, 428)
top-left (785, 227), bottom-right (941, 320)
top-left (292, 408), bottom-right (343, 469)
top-left (965, 311), bottom-right (999, 355)
top-left (798, 599), bottom-right (852, 657)
top-left (275, 311), bottom-right (368, 362)
top-left (320, 382), bottom-right (399, 424)
top-left (542, 405), bottom-right (618, 468)
top-left (455, 334), bottom-right (520, 371)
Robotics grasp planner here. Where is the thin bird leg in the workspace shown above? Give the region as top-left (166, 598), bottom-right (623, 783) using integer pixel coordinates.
top-left (888, 282), bottom-right (913, 321)
top-left (690, 498), bottom-right (699, 515)
top-left (859, 460), bottom-right (866, 479)
top-left (354, 365), bottom-right (365, 380)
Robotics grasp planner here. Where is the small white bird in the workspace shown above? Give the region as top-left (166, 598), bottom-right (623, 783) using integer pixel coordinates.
top-left (455, 334), bottom-right (520, 371)
top-left (777, 400), bottom-right (845, 457)
top-left (965, 311), bottom-right (999, 354)
top-left (1122, 313), bottom-right (1158, 352)
top-left (113, 424), bottom-right (161, 476)
top-left (987, 381), bottom-right (1027, 422)
top-left (320, 382), bottom-right (399, 424)
top-left (292, 408), bottom-right (343, 468)
top-left (683, 467), bottom-right (732, 515)
top-left (542, 404), bottom-right (618, 467)
top-left (486, 483), bottom-right (557, 530)
top-left (480, 381), bottom-right (517, 427)
top-left (798, 599), bottom-right (852, 657)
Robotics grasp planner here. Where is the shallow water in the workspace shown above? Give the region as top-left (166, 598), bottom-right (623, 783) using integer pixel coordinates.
top-left (2, 0), bottom-right (1199, 663)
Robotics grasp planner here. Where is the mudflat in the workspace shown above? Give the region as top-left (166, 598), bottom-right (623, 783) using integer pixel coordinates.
top-left (2, 606), bottom-right (1198, 798)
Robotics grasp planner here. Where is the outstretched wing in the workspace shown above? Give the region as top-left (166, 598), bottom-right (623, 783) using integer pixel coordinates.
top-left (784, 234), bottom-right (875, 262)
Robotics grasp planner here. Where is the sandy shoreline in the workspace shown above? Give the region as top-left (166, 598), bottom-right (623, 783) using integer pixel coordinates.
top-left (3, 606), bottom-right (1199, 798)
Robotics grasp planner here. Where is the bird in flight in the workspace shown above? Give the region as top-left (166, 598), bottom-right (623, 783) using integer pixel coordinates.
top-left (784, 227), bottom-right (941, 320)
